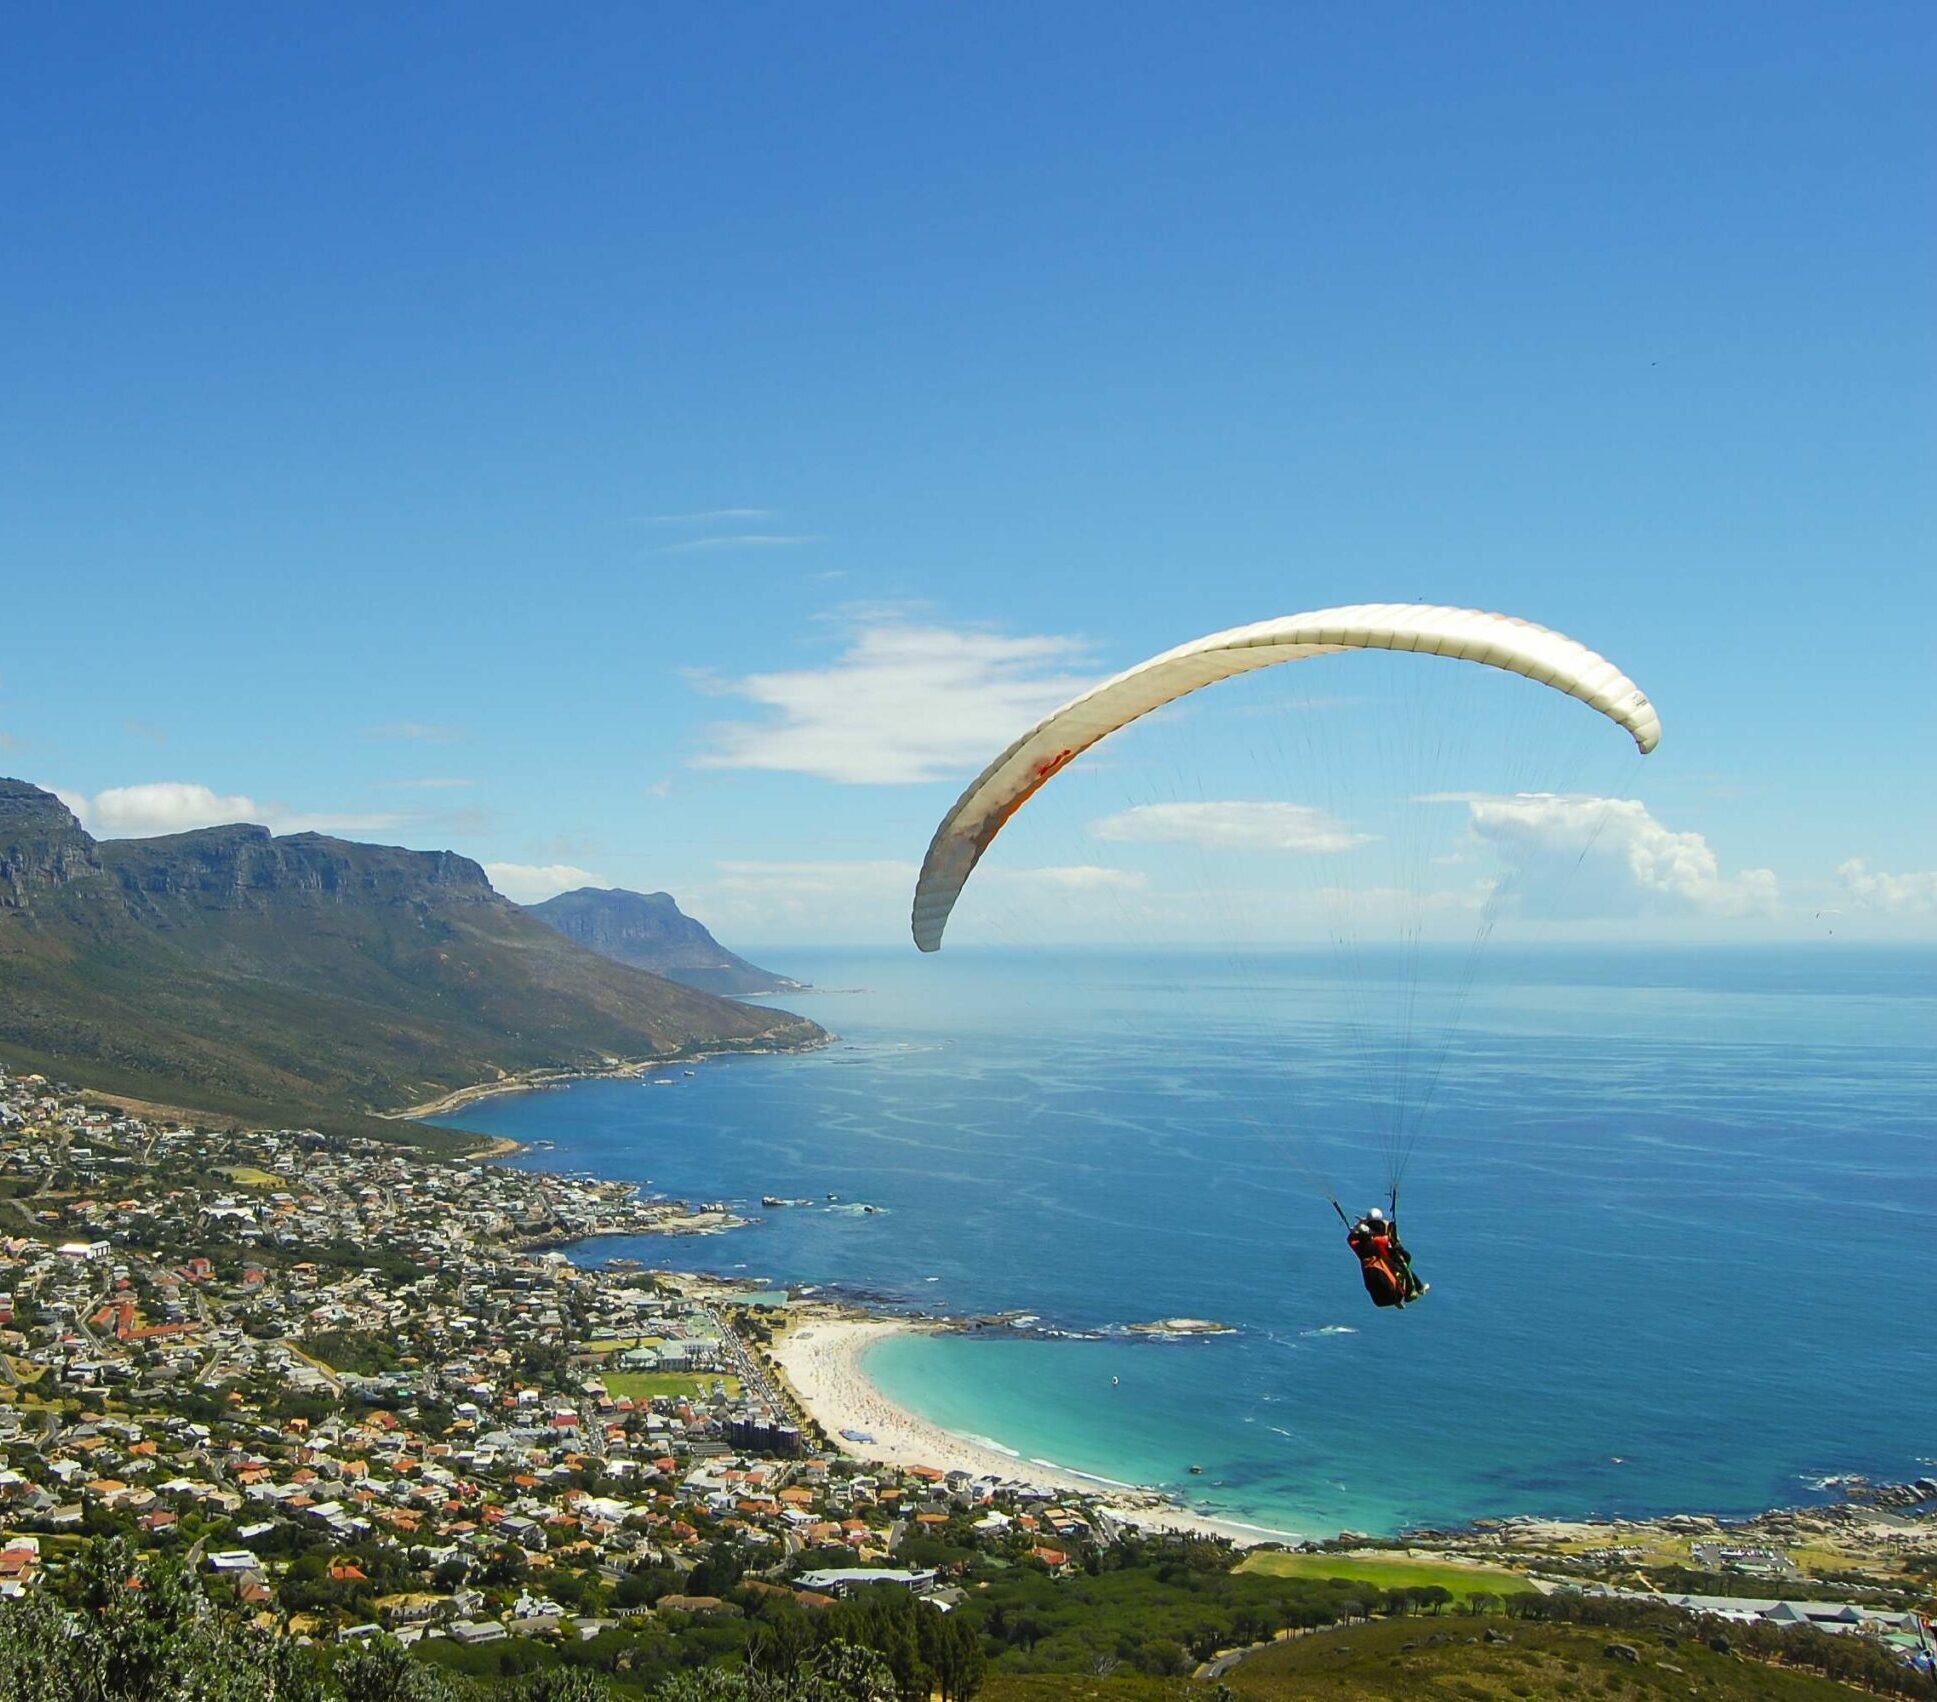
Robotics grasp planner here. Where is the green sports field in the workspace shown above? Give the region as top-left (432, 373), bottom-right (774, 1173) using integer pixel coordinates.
top-left (1234, 1550), bottom-right (1533, 1598)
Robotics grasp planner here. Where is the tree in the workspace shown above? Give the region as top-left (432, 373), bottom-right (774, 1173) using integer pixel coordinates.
top-left (337, 1641), bottom-right (460, 1702)
top-left (685, 1541), bottom-right (745, 1599)
top-left (1136, 1638), bottom-right (1190, 1677)
top-left (794, 1643), bottom-right (898, 1702)
top-left (0, 1537), bottom-right (326, 1702)
top-left (517, 1673), bottom-right (615, 1702)
top-left (479, 1542), bottom-right (531, 1588)
top-left (746, 1599), bottom-right (816, 1676)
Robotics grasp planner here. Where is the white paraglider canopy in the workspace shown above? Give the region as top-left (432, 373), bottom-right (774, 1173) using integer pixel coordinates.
top-left (912, 603), bottom-right (1659, 952)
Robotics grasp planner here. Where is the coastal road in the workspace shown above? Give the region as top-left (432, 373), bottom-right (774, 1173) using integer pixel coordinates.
top-left (1197, 1623), bottom-right (1331, 1681)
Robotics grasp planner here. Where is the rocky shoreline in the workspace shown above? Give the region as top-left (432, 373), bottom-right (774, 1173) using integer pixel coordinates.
top-left (1386, 1476), bottom-right (1937, 1579)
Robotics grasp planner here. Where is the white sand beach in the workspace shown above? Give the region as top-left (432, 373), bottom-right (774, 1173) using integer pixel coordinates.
top-left (766, 1312), bottom-right (1298, 1548)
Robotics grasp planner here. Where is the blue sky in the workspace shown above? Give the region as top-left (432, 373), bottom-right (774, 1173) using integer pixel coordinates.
top-left (3, 3), bottom-right (1930, 946)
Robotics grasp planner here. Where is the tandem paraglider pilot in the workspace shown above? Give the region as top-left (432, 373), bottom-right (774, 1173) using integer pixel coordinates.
top-left (1347, 1206), bottom-right (1428, 1309)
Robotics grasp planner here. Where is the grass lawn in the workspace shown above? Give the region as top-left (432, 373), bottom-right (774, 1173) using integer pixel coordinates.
top-left (219, 1165), bottom-right (282, 1186)
top-left (602, 1370), bottom-right (741, 1401)
top-left (1235, 1551), bottom-right (1533, 1598)
top-left (588, 1334), bottom-right (667, 1354)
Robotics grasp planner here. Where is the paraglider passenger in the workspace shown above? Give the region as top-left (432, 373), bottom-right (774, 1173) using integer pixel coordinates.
top-left (1375, 1207), bottom-right (1428, 1303)
top-left (1347, 1213), bottom-right (1402, 1308)
top-left (1348, 1207), bottom-right (1427, 1308)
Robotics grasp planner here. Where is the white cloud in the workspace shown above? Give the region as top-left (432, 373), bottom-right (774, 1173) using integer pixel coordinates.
top-left (55, 781), bottom-right (417, 840)
top-left (692, 620), bottom-right (1097, 784)
top-left (1091, 801), bottom-right (1375, 854)
top-left (686, 856), bottom-right (1144, 941)
top-left (1464, 794), bottom-right (1779, 919)
top-left (709, 858), bottom-right (915, 896)
top-left (991, 864), bottom-right (1147, 893)
top-left (80, 783), bottom-right (261, 836)
top-left (691, 859), bottom-right (913, 937)
top-left (364, 721), bottom-right (462, 742)
top-left (1837, 858), bottom-right (1937, 915)
top-left (656, 534), bottom-right (821, 555)
top-left (484, 862), bottom-right (607, 904)
top-left (646, 508), bottom-right (773, 525)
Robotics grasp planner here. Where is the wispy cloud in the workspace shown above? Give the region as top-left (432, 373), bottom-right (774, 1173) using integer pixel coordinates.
top-left (691, 618), bottom-right (1098, 784)
top-left (364, 721), bottom-right (463, 743)
top-left (645, 508), bottom-right (774, 525)
top-left (1837, 857), bottom-right (1937, 915)
top-left (123, 719), bottom-right (167, 745)
top-left (654, 533), bottom-right (822, 555)
top-left (1092, 801), bottom-right (1376, 853)
top-left (687, 855), bottom-right (1143, 940)
top-left (483, 862), bottom-right (606, 903)
top-left (55, 781), bottom-right (417, 840)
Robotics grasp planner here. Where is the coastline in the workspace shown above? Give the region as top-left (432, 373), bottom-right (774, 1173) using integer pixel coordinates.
top-left (765, 1310), bottom-right (1299, 1549)
top-left (389, 1029), bottom-right (835, 1122)
top-left (758, 1310), bottom-right (1937, 1568)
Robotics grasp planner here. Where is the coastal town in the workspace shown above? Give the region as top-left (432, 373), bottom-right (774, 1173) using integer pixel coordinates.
top-left (0, 1057), bottom-right (1931, 1694)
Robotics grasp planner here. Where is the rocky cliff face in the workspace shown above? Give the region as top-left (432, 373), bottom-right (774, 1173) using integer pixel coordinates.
top-left (0, 779), bottom-right (103, 907)
top-left (526, 886), bottom-right (802, 995)
top-left (103, 824), bottom-right (499, 914)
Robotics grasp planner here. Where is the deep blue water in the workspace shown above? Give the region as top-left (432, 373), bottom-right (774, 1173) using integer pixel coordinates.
top-left (429, 947), bottom-right (1937, 1537)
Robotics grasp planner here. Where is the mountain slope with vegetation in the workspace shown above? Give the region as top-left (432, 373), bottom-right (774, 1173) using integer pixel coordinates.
top-left (0, 779), bottom-right (823, 1139)
top-left (985, 1615), bottom-right (1875, 1700)
top-left (527, 885), bottom-right (804, 995)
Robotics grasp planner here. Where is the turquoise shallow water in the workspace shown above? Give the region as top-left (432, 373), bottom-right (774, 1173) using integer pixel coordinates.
top-left (430, 947), bottom-right (1937, 1537)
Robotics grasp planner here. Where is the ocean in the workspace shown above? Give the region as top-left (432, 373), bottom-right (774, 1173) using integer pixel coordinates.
top-left (428, 946), bottom-right (1937, 1538)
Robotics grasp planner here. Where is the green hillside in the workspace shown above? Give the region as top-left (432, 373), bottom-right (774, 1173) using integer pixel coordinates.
top-left (985, 1616), bottom-right (1882, 1701)
top-left (0, 780), bottom-right (823, 1141)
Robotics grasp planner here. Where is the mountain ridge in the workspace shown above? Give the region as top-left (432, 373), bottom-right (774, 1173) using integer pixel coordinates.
top-left (0, 780), bottom-right (824, 1143)
top-left (526, 885), bottom-right (804, 995)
